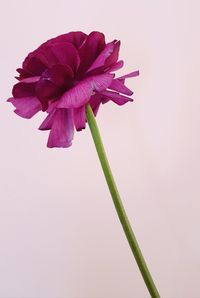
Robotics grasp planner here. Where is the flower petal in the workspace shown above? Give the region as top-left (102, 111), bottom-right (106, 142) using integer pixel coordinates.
top-left (104, 40), bottom-right (121, 70)
top-left (20, 76), bottom-right (40, 83)
top-left (45, 64), bottom-right (73, 87)
top-left (89, 94), bottom-right (102, 116)
top-left (44, 31), bottom-right (87, 49)
top-left (118, 70), bottom-right (140, 80)
top-left (73, 106), bottom-right (86, 131)
top-left (58, 73), bottom-right (114, 109)
top-left (22, 45), bottom-right (60, 75)
top-left (78, 31), bottom-right (105, 75)
top-left (7, 96), bottom-right (41, 119)
top-left (100, 90), bottom-right (133, 105)
top-left (47, 109), bottom-right (74, 148)
top-left (109, 79), bottom-right (133, 95)
top-left (87, 41), bottom-right (116, 72)
top-left (108, 60), bottom-right (124, 72)
top-left (35, 79), bottom-right (61, 111)
top-left (12, 82), bottom-right (36, 98)
top-left (50, 42), bottom-right (80, 72)
top-left (39, 109), bottom-right (56, 130)
top-left (16, 68), bottom-right (32, 79)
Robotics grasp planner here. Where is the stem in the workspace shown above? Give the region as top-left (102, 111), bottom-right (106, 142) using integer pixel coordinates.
top-left (85, 104), bottom-right (160, 298)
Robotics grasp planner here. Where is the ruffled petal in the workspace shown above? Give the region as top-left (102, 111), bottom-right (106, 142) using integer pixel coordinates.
top-left (12, 82), bottom-right (36, 98)
top-left (44, 31), bottom-right (87, 49)
top-left (109, 79), bottom-right (133, 95)
top-left (87, 41), bottom-right (116, 72)
top-left (7, 96), bottom-right (41, 119)
top-left (100, 90), bottom-right (133, 105)
top-left (104, 40), bottom-right (120, 70)
top-left (47, 109), bottom-right (74, 148)
top-left (73, 106), bottom-right (86, 131)
top-left (50, 42), bottom-right (80, 72)
top-left (58, 73), bottom-right (114, 109)
top-left (35, 79), bottom-right (60, 111)
top-left (45, 64), bottom-right (73, 87)
top-left (78, 31), bottom-right (105, 75)
top-left (22, 55), bottom-right (47, 76)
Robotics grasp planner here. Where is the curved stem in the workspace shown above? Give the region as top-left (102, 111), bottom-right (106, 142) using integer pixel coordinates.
top-left (85, 104), bottom-right (160, 298)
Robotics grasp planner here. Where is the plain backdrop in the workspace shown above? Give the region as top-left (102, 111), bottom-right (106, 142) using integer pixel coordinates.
top-left (0, 0), bottom-right (200, 297)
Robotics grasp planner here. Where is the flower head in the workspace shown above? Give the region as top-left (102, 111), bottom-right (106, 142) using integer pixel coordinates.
top-left (7, 31), bottom-right (139, 148)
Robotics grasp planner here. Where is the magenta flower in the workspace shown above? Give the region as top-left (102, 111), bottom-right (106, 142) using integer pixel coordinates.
top-left (8, 31), bottom-right (139, 148)
top-left (7, 32), bottom-right (161, 297)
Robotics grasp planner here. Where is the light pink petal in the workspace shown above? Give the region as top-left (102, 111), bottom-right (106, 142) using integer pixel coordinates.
top-left (100, 90), bottom-right (133, 105)
top-left (87, 41), bottom-right (116, 72)
top-left (58, 73), bottom-right (114, 109)
top-left (109, 79), bottom-right (133, 95)
top-left (73, 106), bottom-right (86, 131)
top-left (20, 76), bottom-right (40, 83)
top-left (39, 109), bottom-right (56, 130)
top-left (118, 70), bottom-right (139, 80)
top-left (7, 96), bottom-right (41, 119)
top-left (47, 109), bottom-right (74, 148)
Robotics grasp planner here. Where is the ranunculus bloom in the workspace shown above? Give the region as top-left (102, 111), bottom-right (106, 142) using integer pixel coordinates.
top-left (7, 31), bottom-right (139, 148)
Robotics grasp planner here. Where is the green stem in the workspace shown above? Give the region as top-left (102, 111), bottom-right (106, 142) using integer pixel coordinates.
top-left (85, 104), bottom-right (160, 298)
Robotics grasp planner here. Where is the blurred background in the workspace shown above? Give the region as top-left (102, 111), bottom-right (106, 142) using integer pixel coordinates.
top-left (0, 0), bottom-right (200, 297)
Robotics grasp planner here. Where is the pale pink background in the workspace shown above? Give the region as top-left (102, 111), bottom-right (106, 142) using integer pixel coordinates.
top-left (0, 0), bottom-right (200, 297)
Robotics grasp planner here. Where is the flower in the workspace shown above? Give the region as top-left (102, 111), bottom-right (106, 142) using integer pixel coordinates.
top-left (7, 31), bottom-right (139, 148)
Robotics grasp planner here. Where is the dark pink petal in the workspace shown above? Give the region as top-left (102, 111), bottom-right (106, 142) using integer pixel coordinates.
top-left (44, 64), bottom-right (73, 87)
top-left (44, 31), bottom-right (87, 49)
top-left (35, 79), bottom-right (60, 111)
top-left (58, 73), bottom-right (114, 109)
top-left (47, 109), bottom-right (74, 148)
top-left (51, 42), bottom-right (80, 72)
top-left (16, 68), bottom-right (32, 79)
top-left (89, 94), bottom-right (102, 116)
top-left (118, 70), bottom-right (140, 80)
top-left (22, 32), bottom-right (86, 76)
top-left (108, 60), bottom-right (124, 72)
top-left (100, 90), bottom-right (133, 105)
top-left (22, 54), bottom-right (48, 76)
top-left (87, 41), bottom-right (116, 72)
top-left (78, 31), bottom-right (105, 75)
top-left (73, 106), bottom-right (86, 131)
top-left (101, 97), bottom-right (110, 104)
top-left (22, 45), bottom-right (59, 75)
top-left (7, 96), bottom-right (41, 119)
top-left (39, 109), bottom-right (56, 130)
top-left (12, 82), bottom-right (36, 98)
top-left (104, 41), bottom-right (120, 69)
top-left (109, 79), bottom-right (133, 95)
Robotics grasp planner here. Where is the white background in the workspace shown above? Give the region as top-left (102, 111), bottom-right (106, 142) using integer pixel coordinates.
top-left (0, 0), bottom-right (200, 297)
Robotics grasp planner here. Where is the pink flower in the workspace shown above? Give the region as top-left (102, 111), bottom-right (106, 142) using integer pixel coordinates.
top-left (7, 31), bottom-right (139, 148)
